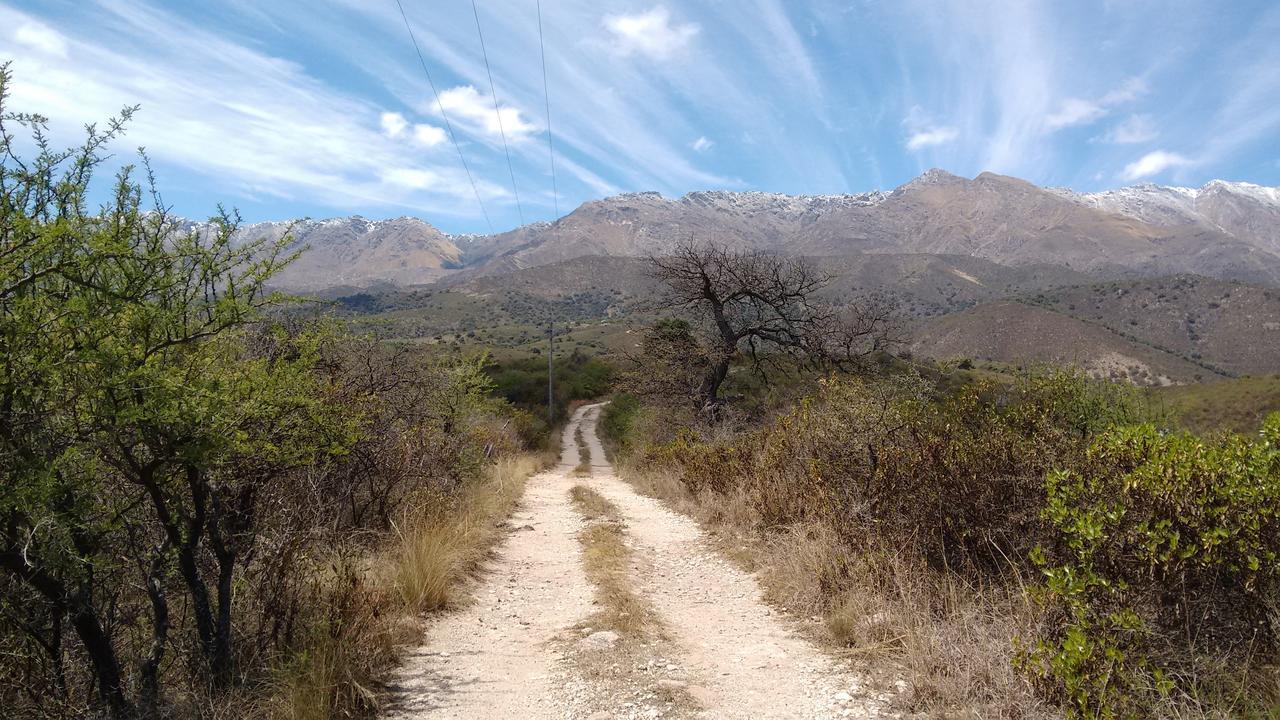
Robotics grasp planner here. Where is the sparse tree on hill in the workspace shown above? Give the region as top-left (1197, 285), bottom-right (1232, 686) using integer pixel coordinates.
top-left (646, 239), bottom-right (901, 414)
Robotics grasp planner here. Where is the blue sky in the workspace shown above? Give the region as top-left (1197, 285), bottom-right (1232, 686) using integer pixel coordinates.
top-left (2, 0), bottom-right (1278, 233)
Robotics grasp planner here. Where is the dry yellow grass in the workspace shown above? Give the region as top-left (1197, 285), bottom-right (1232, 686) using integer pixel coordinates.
top-left (618, 464), bottom-right (1055, 718)
top-left (569, 484), bottom-right (616, 520)
top-left (573, 426), bottom-right (592, 476)
top-left (395, 455), bottom-right (538, 612)
top-left (265, 455), bottom-right (539, 720)
top-left (569, 485), bottom-right (657, 637)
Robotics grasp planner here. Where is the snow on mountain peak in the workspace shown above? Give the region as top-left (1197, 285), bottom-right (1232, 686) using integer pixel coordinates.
top-left (678, 189), bottom-right (886, 216)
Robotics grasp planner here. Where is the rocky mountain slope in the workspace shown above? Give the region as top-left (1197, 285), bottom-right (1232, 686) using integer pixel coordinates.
top-left (226, 216), bottom-right (463, 290)
top-left (239, 171), bottom-right (1280, 292)
top-left (1050, 180), bottom-right (1280, 256)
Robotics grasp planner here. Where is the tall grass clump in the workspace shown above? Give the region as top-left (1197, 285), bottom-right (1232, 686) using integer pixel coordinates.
top-left (394, 455), bottom-right (537, 612)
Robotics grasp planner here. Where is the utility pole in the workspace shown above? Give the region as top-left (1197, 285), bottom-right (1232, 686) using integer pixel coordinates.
top-left (547, 319), bottom-right (554, 424)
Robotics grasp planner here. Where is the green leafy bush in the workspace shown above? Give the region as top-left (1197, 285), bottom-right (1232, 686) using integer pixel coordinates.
top-left (1027, 416), bottom-right (1280, 717)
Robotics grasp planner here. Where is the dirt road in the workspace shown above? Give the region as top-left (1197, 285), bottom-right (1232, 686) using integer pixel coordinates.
top-left (386, 404), bottom-right (886, 719)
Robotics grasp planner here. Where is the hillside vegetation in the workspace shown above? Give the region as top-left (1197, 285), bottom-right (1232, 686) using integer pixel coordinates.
top-left (1029, 275), bottom-right (1280, 377)
top-left (910, 301), bottom-right (1219, 385)
top-left (1151, 375), bottom-right (1280, 434)
top-left (330, 255), bottom-right (1280, 390)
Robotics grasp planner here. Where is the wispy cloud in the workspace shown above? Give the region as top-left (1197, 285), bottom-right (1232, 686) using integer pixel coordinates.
top-left (0, 2), bottom-right (505, 217)
top-left (603, 6), bottom-right (699, 60)
top-left (1045, 78), bottom-right (1146, 130)
top-left (902, 106), bottom-right (958, 151)
top-left (1097, 114), bottom-right (1158, 144)
top-left (1045, 98), bottom-right (1107, 130)
top-left (1122, 150), bottom-right (1191, 180)
top-left (13, 19), bottom-right (67, 58)
top-left (691, 136), bottom-right (713, 152)
top-left (906, 127), bottom-right (959, 151)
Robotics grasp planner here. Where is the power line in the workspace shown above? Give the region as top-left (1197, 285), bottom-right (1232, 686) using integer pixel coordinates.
top-left (536, 0), bottom-right (559, 219)
top-left (392, 0), bottom-right (493, 234)
top-left (470, 0), bottom-right (524, 226)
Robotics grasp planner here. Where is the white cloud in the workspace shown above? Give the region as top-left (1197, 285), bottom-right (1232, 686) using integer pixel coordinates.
top-left (13, 21), bottom-right (68, 58)
top-left (1045, 78), bottom-right (1147, 131)
top-left (1098, 114), bottom-right (1158, 144)
top-left (906, 127), bottom-right (959, 150)
top-left (383, 167), bottom-right (440, 190)
top-left (1045, 98), bottom-right (1106, 130)
top-left (902, 106), bottom-right (959, 151)
top-left (1122, 150), bottom-right (1191, 180)
top-left (691, 136), bottom-right (713, 152)
top-left (380, 111), bottom-right (408, 138)
top-left (412, 123), bottom-right (446, 147)
top-left (433, 85), bottom-right (535, 141)
top-left (603, 6), bottom-right (699, 60)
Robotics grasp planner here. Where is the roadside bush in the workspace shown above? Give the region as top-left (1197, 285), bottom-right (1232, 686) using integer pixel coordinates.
top-left (1026, 416), bottom-right (1280, 718)
top-left (631, 368), bottom-right (1175, 716)
top-left (599, 393), bottom-right (641, 458)
top-left (654, 370), bottom-right (1149, 572)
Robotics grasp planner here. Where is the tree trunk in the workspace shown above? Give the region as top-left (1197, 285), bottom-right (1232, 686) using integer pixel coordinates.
top-left (0, 547), bottom-right (133, 718)
top-left (68, 602), bottom-right (132, 718)
top-left (141, 466), bottom-right (218, 671)
top-left (139, 553), bottom-right (169, 718)
top-left (700, 356), bottom-right (730, 411)
top-left (212, 553), bottom-right (235, 685)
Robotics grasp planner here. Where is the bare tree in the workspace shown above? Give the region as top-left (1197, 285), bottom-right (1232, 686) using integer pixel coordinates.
top-left (647, 239), bottom-right (901, 413)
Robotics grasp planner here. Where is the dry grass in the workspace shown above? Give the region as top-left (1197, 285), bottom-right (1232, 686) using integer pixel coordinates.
top-left (619, 464), bottom-right (1055, 719)
top-left (569, 485), bottom-right (658, 638)
top-left (573, 426), bottom-right (591, 476)
top-left (570, 484), bottom-right (617, 521)
top-left (265, 455), bottom-right (538, 719)
top-left (394, 455), bottom-right (538, 612)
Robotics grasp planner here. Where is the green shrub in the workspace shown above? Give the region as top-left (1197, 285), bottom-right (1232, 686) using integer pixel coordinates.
top-left (599, 393), bottom-right (641, 458)
top-left (487, 351), bottom-right (614, 422)
top-left (1027, 415), bottom-right (1280, 718)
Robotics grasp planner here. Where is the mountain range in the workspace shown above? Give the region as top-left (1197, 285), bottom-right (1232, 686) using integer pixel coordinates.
top-left (231, 170), bottom-right (1280, 386)
top-left (240, 170), bottom-right (1280, 291)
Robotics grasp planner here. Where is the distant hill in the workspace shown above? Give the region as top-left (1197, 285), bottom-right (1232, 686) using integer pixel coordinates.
top-left (1026, 275), bottom-right (1280, 377)
top-left (909, 300), bottom-right (1218, 385)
